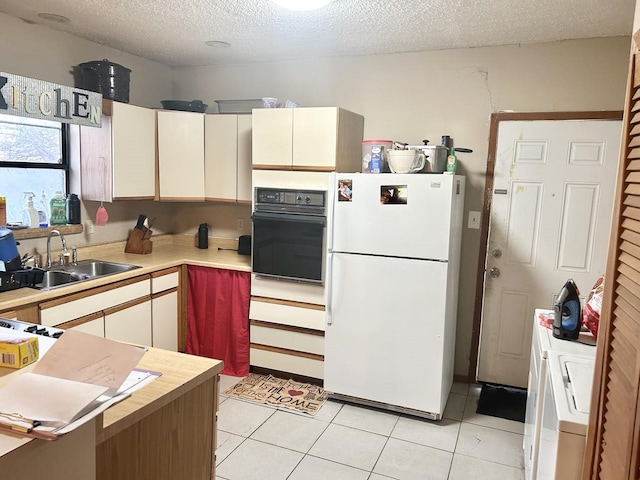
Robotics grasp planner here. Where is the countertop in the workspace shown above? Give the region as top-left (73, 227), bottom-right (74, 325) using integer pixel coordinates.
top-left (0, 235), bottom-right (251, 312)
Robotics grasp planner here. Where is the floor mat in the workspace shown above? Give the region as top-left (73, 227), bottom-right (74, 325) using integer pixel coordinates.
top-left (476, 384), bottom-right (527, 423)
top-left (223, 373), bottom-right (328, 416)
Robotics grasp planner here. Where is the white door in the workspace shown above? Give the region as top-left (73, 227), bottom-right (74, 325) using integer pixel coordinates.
top-left (477, 120), bottom-right (621, 387)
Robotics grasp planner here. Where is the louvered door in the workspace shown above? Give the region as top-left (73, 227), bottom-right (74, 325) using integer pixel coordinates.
top-left (583, 53), bottom-right (640, 480)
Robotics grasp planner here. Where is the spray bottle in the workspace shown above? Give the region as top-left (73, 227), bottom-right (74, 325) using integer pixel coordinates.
top-left (36, 191), bottom-right (49, 228)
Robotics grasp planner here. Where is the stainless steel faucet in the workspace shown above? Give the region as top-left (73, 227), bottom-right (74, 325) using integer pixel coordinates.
top-left (46, 229), bottom-right (67, 268)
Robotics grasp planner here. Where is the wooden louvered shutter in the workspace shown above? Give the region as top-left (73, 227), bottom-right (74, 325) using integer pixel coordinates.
top-left (583, 52), bottom-right (640, 480)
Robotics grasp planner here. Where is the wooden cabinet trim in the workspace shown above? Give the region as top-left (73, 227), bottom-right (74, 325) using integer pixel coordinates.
top-left (57, 311), bottom-right (104, 329)
top-left (250, 343), bottom-right (324, 361)
top-left (251, 296), bottom-right (325, 311)
top-left (250, 319), bottom-right (324, 336)
top-left (39, 275), bottom-right (150, 310)
top-left (103, 295), bottom-right (151, 316)
top-left (152, 287), bottom-right (177, 300)
top-left (150, 267), bottom-right (180, 278)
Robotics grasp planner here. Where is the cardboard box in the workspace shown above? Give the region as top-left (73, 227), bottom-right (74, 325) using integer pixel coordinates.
top-left (0, 335), bottom-right (39, 369)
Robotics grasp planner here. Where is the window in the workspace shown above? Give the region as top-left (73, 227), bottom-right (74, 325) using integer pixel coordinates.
top-left (0, 113), bottom-right (68, 225)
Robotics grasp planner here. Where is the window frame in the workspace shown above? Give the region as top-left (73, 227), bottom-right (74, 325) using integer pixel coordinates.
top-left (0, 120), bottom-right (71, 193)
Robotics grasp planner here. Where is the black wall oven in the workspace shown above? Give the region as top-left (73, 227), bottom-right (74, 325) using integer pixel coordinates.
top-left (252, 188), bottom-right (326, 284)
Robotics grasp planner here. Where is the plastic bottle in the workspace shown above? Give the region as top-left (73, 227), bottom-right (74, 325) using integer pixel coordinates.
top-left (66, 193), bottom-right (81, 225)
top-left (22, 192), bottom-right (39, 228)
top-left (445, 147), bottom-right (458, 174)
top-left (36, 191), bottom-right (49, 228)
top-left (0, 196), bottom-right (5, 226)
top-left (50, 191), bottom-right (67, 225)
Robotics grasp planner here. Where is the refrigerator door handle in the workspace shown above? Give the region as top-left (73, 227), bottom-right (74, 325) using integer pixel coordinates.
top-left (326, 250), bottom-right (334, 325)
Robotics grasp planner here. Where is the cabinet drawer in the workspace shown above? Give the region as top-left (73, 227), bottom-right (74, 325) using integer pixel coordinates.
top-left (250, 346), bottom-right (324, 379)
top-left (40, 277), bottom-right (151, 326)
top-left (250, 298), bottom-right (325, 330)
top-left (250, 322), bottom-right (324, 355)
top-left (151, 270), bottom-right (179, 294)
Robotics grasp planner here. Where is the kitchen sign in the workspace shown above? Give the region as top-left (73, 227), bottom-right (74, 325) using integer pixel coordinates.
top-left (0, 72), bottom-right (101, 127)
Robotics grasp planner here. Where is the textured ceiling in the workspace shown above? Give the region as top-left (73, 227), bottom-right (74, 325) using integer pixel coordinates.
top-left (0, 0), bottom-right (635, 67)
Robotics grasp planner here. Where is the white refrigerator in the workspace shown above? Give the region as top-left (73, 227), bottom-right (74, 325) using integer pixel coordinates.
top-left (324, 173), bottom-right (465, 419)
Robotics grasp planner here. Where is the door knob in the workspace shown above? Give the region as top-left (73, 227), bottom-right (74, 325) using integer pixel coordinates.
top-left (491, 249), bottom-right (502, 258)
top-left (489, 267), bottom-right (501, 278)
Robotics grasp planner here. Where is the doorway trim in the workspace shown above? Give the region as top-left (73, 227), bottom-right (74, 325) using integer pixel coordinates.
top-left (466, 110), bottom-right (624, 383)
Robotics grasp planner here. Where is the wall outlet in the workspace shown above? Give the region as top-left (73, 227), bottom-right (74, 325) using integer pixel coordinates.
top-left (468, 211), bottom-right (481, 229)
top-left (237, 218), bottom-right (244, 231)
top-left (85, 220), bottom-right (95, 234)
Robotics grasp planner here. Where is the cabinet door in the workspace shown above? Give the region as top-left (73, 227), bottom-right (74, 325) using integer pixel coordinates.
top-left (111, 102), bottom-right (156, 199)
top-left (237, 114), bottom-right (253, 203)
top-left (104, 298), bottom-right (152, 346)
top-left (152, 290), bottom-right (178, 351)
top-left (70, 317), bottom-right (105, 337)
top-left (252, 108), bottom-right (293, 167)
top-left (204, 114), bottom-right (238, 202)
top-left (292, 107), bottom-right (338, 168)
top-left (157, 110), bottom-right (205, 200)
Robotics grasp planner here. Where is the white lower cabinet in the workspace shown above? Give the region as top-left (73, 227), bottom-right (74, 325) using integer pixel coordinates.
top-left (249, 297), bottom-right (325, 379)
top-left (40, 276), bottom-right (152, 346)
top-left (39, 270), bottom-right (181, 351)
top-left (104, 298), bottom-right (152, 346)
top-left (69, 313), bottom-right (105, 337)
top-left (151, 268), bottom-right (179, 351)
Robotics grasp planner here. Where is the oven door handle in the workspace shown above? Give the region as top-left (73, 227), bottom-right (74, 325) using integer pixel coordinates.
top-left (251, 211), bottom-right (325, 225)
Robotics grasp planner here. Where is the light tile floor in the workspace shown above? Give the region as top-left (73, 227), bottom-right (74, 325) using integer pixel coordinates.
top-left (216, 375), bottom-right (525, 480)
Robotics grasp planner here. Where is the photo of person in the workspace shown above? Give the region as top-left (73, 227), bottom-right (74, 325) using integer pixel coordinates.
top-left (338, 179), bottom-right (353, 201)
top-left (380, 185), bottom-right (408, 204)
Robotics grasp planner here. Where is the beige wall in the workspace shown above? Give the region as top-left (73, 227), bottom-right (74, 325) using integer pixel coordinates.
top-left (173, 37), bottom-right (629, 376)
top-left (0, 10), bottom-right (631, 377)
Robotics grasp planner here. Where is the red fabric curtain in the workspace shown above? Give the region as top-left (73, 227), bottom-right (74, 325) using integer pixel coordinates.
top-left (186, 266), bottom-right (250, 376)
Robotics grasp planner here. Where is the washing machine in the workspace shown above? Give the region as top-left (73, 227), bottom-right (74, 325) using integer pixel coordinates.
top-left (524, 309), bottom-right (596, 480)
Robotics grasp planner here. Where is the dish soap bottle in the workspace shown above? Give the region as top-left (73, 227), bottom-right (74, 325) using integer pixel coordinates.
top-left (36, 191), bottom-right (49, 228)
top-left (22, 192), bottom-right (39, 228)
top-left (445, 147), bottom-right (458, 174)
top-left (50, 191), bottom-right (67, 225)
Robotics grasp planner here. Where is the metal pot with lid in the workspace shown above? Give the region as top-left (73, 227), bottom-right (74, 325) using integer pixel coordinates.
top-left (77, 59), bottom-right (131, 103)
top-left (0, 227), bottom-right (21, 271)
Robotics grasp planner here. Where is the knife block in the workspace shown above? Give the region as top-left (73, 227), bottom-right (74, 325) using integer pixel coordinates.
top-left (124, 228), bottom-right (153, 255)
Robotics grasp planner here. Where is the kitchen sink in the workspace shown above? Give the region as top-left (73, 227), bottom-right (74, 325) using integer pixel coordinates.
top-left (60, 259), bottom-right (141, 277)
top-left (33, 260), bottom-right (141, 291)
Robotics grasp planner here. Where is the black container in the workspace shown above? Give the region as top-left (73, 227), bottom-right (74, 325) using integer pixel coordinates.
top-left (66, 193), bottom-right (81, 225)
top-left (198, 223), bottom-right (209, 249)
top-left (238, 235), bottom-right (251, 256)
top-left (77, 59), bottom-right (131, 103)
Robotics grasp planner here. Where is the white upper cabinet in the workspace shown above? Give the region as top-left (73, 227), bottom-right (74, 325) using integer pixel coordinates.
top-left (251, 109), bottom-right (293, 168)
top-left (204, 114), bottom-right (252, 204)
top-left (80, 100), bottom-right (156, 202)
top-left (252, 107), bottom-right (364, 172)
top-left (157, 110), bottom-right (205, 201)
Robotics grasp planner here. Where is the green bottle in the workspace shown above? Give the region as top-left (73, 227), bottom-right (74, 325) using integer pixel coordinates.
top-left (50, 191), bottom-right (67, 225)
top-left (446, 147), bottom-right (457, 174)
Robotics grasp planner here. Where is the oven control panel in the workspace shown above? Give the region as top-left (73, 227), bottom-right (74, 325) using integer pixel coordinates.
top-left (255, 188), bottom-right (325, 208)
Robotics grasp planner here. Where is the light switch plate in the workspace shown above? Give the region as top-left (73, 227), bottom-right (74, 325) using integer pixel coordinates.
top-left (468, 211), bottom-right (481, 229)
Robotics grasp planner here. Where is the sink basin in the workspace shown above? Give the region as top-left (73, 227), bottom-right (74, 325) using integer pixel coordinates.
top-left (33, 260), bottom-right (141, 291)
top-left (36, 270), bottom-right (85, 290)
top-left (61, 259), bottom-right (141, 277)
